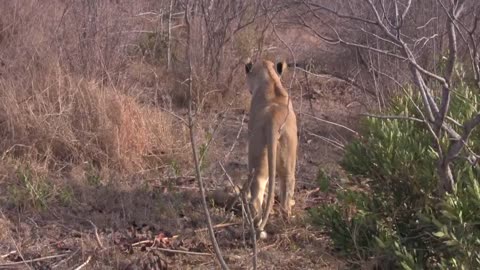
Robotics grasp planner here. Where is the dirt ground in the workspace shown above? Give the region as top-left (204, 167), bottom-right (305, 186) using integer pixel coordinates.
top-left (0, 70), bottom-right (371, 269)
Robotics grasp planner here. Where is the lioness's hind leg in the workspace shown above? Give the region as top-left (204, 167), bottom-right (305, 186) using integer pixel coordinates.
top-left (249, 156), bottom-right (269, 227)
top-left (279, 137), bottom-right (297, 218)
top-left (281, 172), bottom-right (295, 218)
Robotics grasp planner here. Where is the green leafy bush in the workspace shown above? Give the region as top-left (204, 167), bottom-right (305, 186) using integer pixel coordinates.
top-left (310, 76), bottom-right (480, 268)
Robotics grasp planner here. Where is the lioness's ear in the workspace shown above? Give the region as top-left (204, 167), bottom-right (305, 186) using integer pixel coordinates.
top-left (276, 61), bottom-right (287, 76)
top-left (245, 61), bottom-right (253, 74)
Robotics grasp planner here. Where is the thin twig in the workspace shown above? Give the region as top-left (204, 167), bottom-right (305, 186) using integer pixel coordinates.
top-left (9, 233), bottom-right (31, 270)
top-left (193, 222), bottom-right (240, 234)
top-left (301, 112), bottom-right (358, 135)
top-left (360, 113), bottom-right (425, 123)
top-left (293, 64), bottom-right (376, 97)
top-left (132, 240), bottom-right (154, 247)
top-left (152, 248), bottom-right (212, 256)
top-left (305, 130), bottom-right (345, 150)
top-left (223, 112), bottom-right (246, 162)
top-left (198, 101), bottom-right (235, 166)
top-left (73, 255), bottom-right (92, 270)
top-left (51, 249), bottom-right (80, 269)
top-left (88, 220), bottom-right (104, 249)
top-left (300, 2), bottom-right (377, 25)
top-left (127, 214), bottom-right (239, 244)
top-left (158, 106), bottom-right (188, 126)
top-left (219, 163), bottom-right (257, 269)
top-left (184, 3), bottom-right (229, 269)
top-left (0, 251), bottom-right (16, 259)
top-left (0, 254), bottom-right (69, 267)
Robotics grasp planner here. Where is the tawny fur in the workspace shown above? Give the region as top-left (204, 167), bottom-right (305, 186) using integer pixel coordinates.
top-left (244, 59), bottom-right (298, 235)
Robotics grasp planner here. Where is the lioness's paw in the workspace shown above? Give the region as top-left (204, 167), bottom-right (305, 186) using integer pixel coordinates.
top-left (258, 230), bottom-right (268, 240)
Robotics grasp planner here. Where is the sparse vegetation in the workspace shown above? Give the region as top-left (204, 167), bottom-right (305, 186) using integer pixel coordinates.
top-left (1, 0), bottom-right (478, 269)
top-left (8, 166), bottom-right (55, 211)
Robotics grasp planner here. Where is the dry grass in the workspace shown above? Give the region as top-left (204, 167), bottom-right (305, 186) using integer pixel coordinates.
top-left (0, 70), bottom-right (184, 173)
top-left (0, 1), bottom-right (189, 174)
top-left (0, 1), bottom-right (373, 269)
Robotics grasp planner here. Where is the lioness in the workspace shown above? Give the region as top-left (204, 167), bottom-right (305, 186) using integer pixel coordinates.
top-left (244, 59), bottom-right (298, 238)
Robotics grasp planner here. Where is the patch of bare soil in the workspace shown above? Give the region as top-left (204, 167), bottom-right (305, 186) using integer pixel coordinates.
top-left (0, 75), bottom-right (370, 269)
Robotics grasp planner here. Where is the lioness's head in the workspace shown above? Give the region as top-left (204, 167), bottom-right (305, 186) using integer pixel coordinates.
top-left (244, 59), bottom-right (287, 95)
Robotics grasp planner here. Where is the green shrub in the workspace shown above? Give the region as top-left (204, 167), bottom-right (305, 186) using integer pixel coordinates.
top-left (8, 166), bottom-right (55, 210)
top-left (425, 173), bottom-right (480, 269)
top-left (310, 76), bottom-right (480, 268)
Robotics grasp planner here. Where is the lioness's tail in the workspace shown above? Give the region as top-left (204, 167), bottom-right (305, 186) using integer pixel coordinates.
top-left (258, 123), bottom-right (278, 231)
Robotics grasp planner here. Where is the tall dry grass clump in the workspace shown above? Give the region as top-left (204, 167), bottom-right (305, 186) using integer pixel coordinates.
top-left (0, 1), bottom-right (187, 174)
top-left (0, 64), bottom-right (182, 173)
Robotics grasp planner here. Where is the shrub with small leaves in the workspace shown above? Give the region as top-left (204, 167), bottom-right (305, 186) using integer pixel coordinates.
top-left (310, 69), bottom-right (480, 269)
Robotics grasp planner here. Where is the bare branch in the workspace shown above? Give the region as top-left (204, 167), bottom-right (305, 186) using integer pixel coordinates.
top-left (0, 254), bottom-right (69, 267)
top-left (300, 1), bottom-right (378, 25)
top-left (297, 15), bottom-right (408, 60)
top-left (295, 10), bottom-right (341, 45)
top-left (360, 27), bottom-right (403, 48)
top-left (184, 3), bottom-right (229, 269)
top-left (297, 0), bottom-right (478, 194)
top-left (88, 220), bottom-right (104, 249)
top-left (361, 113), bottom-right (425, 123)
top-left (305, 130), bottom-right (345, 150)
top-left (301, 112), bottom-right (359, 135)
top-left (365, 0), bottom-right (403, 44)
top-left (446, 113), bottom-right (480, 163)
top-left (433, 0), bottom-right (462, 135)
top-left (401, 0), bottom-right (413, 24)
